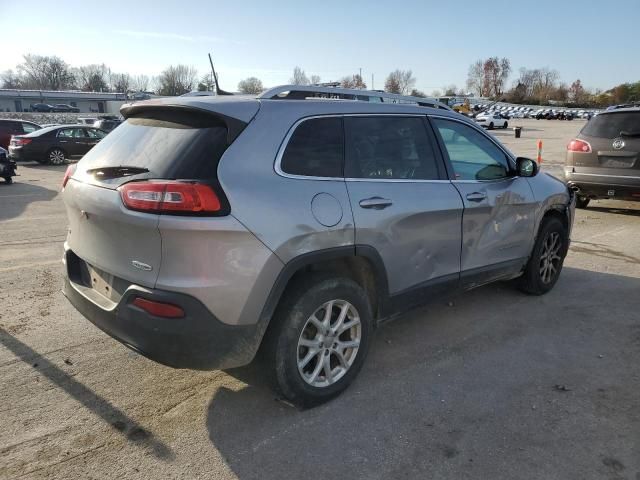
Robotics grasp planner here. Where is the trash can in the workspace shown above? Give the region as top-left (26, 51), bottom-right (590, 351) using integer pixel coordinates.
top-left (514, 126), bottom-right (522, 138)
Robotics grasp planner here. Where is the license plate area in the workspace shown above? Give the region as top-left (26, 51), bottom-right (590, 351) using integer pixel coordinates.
top-left (70, 252), bottom-right (128, 303)
top-left (598, 156), bottom-right (636, 168)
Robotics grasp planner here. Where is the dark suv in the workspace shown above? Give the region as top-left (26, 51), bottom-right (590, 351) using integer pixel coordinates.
top-left (0, 119), bottom-right (41, 149)
top-left (565, 108), bottom-right (640, 207)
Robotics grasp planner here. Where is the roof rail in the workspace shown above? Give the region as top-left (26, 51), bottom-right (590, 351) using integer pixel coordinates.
top-left (258, 84), bottom-right (451, 110)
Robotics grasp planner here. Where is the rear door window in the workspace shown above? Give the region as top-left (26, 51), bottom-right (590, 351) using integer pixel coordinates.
top-left (77, 111), bottom-right (229, 182)
top-left (344, 116), bottom-right (441, 180)
top-left (581, 112), bottom-right (640, 139)
top-left (280, 117), bottom-right (344, 178)
top-left (21, 123), bottom-right (38, 134)
top-left (58, 128), bottom-right (86, 138)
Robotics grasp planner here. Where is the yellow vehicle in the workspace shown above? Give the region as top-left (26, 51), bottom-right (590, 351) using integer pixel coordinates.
top-left (438, 96), bottom-right (472, 115)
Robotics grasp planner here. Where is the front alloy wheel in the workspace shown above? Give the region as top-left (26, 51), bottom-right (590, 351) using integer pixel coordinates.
top-left (539, 231), bottom-right (563, 284)
top-left (297, 300), bottom-right (361, 388)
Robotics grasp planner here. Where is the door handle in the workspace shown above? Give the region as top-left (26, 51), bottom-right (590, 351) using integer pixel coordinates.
top-left (466, 192), bottom-right (487, 202)
top-left (359, 197), bottom-right (393, 210)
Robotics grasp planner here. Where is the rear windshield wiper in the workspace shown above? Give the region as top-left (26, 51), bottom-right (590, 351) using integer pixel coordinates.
top-left (620, 130), bottom-right (640, 137)
top-left (86, 166), bottom-right (149, 179)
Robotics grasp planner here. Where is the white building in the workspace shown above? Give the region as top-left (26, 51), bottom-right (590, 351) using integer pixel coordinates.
top-left (0, 89), bottom-right (127, 114)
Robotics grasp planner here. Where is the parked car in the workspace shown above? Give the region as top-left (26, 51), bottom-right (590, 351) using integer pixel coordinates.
top-left (77, 117), bottom-right (99, 125)
top-left (30, 103), bottom-right (54, 112)
top-left (93, 117), bottom-right (122, 132)
top-left (475, 112), bottom-right (509, 129)
top-left (0, 119), bottom-right (41, 149)
top-left (8, 125), bottom-right (106, 165)
top-left (61, 88), bottom-right (575, 407)
top-left (565, 107), bottom-right (640, 207)
top-left (52, 104), bottom-right (80, 113)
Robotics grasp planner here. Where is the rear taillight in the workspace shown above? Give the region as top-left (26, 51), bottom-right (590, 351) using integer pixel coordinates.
top-left (11, 136), bottom-right (32, 146)
top-left (132, 297), bottom-right (185, 318)
top-left (62, 164), bottom-right (77, 189)
top-left (567, 139), bottom-right (592, 153)
top-left (118, 181), bottom-right (222, 214)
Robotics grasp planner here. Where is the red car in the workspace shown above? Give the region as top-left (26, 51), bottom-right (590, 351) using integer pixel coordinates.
top-left (0, 119), bottom-right (41, 149)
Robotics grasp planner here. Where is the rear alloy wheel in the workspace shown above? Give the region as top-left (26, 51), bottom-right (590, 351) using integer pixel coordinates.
top-left (517, 217), bottom-right (568, 295)
top-left (263, 274), bottom-right (373, 408)
top-left (48, 148), bottom-right (66, 165)
top-left (4, 176), bottom-right (12, 184)
top-left (575, 196), bottom-right (590, 209)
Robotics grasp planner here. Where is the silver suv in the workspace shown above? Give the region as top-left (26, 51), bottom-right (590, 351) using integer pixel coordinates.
top-left (62, 86), bottom-right (575, 407)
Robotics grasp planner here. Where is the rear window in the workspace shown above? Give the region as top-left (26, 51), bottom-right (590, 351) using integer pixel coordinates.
top-left (77, 111), bottom-right (229, 180)
top-left (581, 111), bottom-right (640, 139)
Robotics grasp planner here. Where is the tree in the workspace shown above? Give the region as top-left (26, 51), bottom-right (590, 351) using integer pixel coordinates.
top-left (238, 77), bottom-right (264, 94)
top-left (443, 84), bottom-right (458, 96)
top-left (466, 60), bottom-right (485, 97)
top-left (197, 74), bottom-right (215, 92)
top-left (340, 74), bottom-right (366, 89)
top-left (132, 74), bottom-right (150, 92)
top-left (112, 73), bottom-right (131, 93)
top-left (17, 54), bottom-right (75, 90)
top-left (157, 65), bottom-right (198, 96)
top-left (1, 69), bottom-right (22, 89)
top-left (385, 69), bottom-right (415, 95)
top-left (568, 79), bottom-right (586, 104)
top-left (310, 74), bottom-right (321, 85)
top-left (290, 66), bottom-right (309, 85)
top-left (410, 88), bottom-right (426, 98)
top-left (76, 64), bottom-right (109, 92)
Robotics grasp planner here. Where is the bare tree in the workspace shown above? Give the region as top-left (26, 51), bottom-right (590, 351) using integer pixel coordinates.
top-left (76, 64), bottom-right (109, 92)
top-left (197, 74), bottom-right (215, 92)
top-left (310, 74), bottom-right (321, 85)
top-left (238, 77), bottom-right (264, 94)
top-left (340, 74), bottom-right (366, 89)
top-left (1, 69), bottom-right (22, 89)
top-left (466, 60), bottom-right (485, 97)
top-left (385, 69), bottom-right (415, 95)
top-left (410, 88), bottom-right (426, 98)
top-left (431, 89), bottom-right (442, 98)
top-left (132, 74), bottom-right (150, 92)
top-left (569, 79), bottom-right (586, 104)
top-left (112, 73), bottom-right (131, 93)
top-left (443, 84), bottom-right (458, 96)
top-left (157, 65), bottom-right (198, 96)
top-left (17, 54), bottom-right (75, 90)
top-left (290, 66), bottom-right (309, 85)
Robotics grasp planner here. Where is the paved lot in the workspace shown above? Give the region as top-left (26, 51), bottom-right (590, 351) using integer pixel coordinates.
top-left (1, 119), bottom-right (639, 479)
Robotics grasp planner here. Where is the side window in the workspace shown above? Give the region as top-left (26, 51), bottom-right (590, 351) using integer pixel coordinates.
top-left (21, 123), bottom-right (38, 134)
top-left (280, 117), bottom-right (343, 177)
top-left (344, 116), bottom-right (440, 180)
top-left (86, 129), bottom-right (105, 139)
top-left (58, 129), bottom-right (74, 138)
top-left (431, 118), bottom-right (510, 181)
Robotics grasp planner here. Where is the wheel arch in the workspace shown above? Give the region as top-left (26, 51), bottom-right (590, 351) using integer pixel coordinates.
top-left (258, 246), bottom-right (390, 333)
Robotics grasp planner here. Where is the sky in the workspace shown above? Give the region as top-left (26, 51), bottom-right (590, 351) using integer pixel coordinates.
top-left (1, 0), bottom-right (639, 93)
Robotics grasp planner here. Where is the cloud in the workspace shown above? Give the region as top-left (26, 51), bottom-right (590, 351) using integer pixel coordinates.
top-left (115, 30), bottom-right (244, 45)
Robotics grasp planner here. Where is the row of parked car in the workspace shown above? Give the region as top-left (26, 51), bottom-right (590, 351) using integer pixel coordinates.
top-left (472, 104), bottom-right (599, 121)
top-left (0, 116), bottom-right (121, 166)
top-left (29, 103), bottom-right (81, 113)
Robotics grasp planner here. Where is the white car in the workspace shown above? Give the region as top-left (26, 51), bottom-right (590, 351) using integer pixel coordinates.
top-left (475, 112), bottom-right (509, 129)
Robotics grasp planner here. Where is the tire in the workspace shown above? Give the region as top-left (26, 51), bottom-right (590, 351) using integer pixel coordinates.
top-left (4, 176), bottom-right (12, 184)
top-left (504, 121), bottom-right (508, 129)
top-left (47, 148), bottom-right (66, 165)
top-left (517, 216), bottom-right (568, 295)
top-left (575, 196), bottom-right (590, 209)
top-left (489, 122), bottom-right (494, 130)
top-left (262, 274), bottom-right (374, 408)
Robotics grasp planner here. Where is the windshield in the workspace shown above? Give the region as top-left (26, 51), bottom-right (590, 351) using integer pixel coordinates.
top-left (581, 111), bottom-right (640, 139)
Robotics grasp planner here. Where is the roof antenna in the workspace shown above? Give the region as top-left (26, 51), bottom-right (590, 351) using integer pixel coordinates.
top-left (208, 53), bottom-right (233, 96)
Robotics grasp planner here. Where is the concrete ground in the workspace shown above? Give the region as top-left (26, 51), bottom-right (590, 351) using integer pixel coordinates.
top-left (1, 119), bottom-right (639, 480)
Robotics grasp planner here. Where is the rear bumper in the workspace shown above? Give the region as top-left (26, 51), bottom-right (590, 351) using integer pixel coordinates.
top-left (63, 252), bottom-right (264, 370)
top-left (565, 171), bottom-right (640, 200)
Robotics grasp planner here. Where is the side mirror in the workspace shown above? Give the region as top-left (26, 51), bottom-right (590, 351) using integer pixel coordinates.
top-left (515, 157), bottom-right (538, 177)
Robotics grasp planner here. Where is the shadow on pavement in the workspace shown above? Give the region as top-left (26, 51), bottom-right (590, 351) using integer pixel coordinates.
top-left (0, 181), bottom-right (58, 221)
top-left (0, 327), bottom-right (174, 461)
top-left (206, 267), bottom-right (640, 479)
top-left (584, 204), bottom-right (640, 217)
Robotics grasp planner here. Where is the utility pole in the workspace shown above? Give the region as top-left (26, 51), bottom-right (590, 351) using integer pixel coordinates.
top-left (371, 73), bottom-right (374, 90)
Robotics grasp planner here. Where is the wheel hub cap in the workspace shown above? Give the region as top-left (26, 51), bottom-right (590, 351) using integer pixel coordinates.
top-left (297, 299), bottom-right (362, 388)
